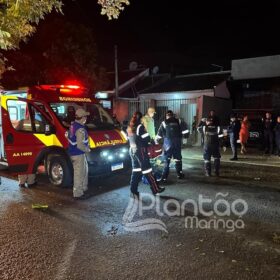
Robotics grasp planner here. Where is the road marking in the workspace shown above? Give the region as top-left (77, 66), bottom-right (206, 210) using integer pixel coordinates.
top-left (55, 239), bottom-right (77, 280)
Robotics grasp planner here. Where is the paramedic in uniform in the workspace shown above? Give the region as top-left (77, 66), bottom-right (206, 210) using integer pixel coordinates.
top-left (156, 110), bottom-right (189, 182)
top-left (203, 117), bottom-right (221, 176)
top-left (68, 108), bottom-right (91, 199)
top-left (127, 111), bottom-right (165, 199)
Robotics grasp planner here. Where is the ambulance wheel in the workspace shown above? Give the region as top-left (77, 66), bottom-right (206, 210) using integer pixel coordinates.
top-left (48, 156), bottom-right (72, 187)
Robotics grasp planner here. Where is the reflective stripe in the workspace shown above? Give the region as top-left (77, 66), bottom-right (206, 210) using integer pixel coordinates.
top-left (203, 126), bottom-right (206, 134)
top-left (217, 126), bottom-right (220, 134)
top-left (1, 96), bottom-right (18, 111)
top-left (83, 139), bottom-right (89, 144)
top-left (136, 124), bottom-right (142, 136)
top-left (218, 134), bottom-right (224, 138)
top-left (162, 121), bottom-right (166, 128)
top-left (155, 149), bottom-right (162, 152)
top-left (89, 137), bottom-right (96, 148)
top-left (67, 138), bottom-right (77, 145)
top-left (34, 134), bottom-right (63, 147)
top-left (133, 168), bottom-right (142, 172)
top-left (156, 135), bottom-right (162, 139)
top-left (182, 129), bottom-right (189, 134)
top-left (142, 168), bottom-right (152, 174)
top-left (204, 160), bottom-right (210, 163)
top-left (141, 133), bottom-right (149, 138)
top-left (174, 159), bottom-right (181, 162)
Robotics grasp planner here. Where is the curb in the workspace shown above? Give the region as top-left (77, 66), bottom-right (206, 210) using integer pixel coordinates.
top-left (182, 155), bottom-right (280, 168)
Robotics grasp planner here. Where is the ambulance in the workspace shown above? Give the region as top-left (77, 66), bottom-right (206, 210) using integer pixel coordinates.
top-left (0, 85), bottom-right (130, 187)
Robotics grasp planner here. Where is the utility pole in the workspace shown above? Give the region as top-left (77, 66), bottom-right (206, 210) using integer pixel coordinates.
top-left (114, 45), bottom-right (119, 99)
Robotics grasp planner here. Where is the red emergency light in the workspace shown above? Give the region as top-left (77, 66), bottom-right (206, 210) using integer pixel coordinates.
top-left (37, 84), bottom-right (85, 95)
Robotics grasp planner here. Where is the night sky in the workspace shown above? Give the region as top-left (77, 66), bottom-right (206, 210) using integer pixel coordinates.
top-left (26, 0), bottom-right (280, 73)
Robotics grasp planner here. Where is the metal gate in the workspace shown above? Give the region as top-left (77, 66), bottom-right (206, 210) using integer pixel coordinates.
top-left (127, 98), bottom-right (197, 132)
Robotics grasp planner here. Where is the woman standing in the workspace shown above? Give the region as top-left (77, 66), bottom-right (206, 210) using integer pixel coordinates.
top-left (239, 115), bottom-right (250, 154)
top-left (127, 111), bottom-right (165, 199)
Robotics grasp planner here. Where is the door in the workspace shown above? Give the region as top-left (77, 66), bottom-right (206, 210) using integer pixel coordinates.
top-left (1, 97), bottom-right (53, 173)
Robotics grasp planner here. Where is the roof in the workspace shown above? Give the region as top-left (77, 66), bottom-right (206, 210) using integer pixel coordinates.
top-left (105, 68), bottom-right (148, 91)
top-left (119, 74), bottom-right (170, 98)
top-left (141, 71), bottom-right (231, 94)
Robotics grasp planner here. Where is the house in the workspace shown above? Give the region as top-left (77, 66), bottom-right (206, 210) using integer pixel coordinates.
top-left (113, 71), bottom-right (232, 134)
top-left (229, 55), bottom-right (280, 116)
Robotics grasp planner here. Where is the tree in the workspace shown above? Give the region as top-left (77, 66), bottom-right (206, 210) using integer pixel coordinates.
top-left (0, 0), bottom-right (129, 78)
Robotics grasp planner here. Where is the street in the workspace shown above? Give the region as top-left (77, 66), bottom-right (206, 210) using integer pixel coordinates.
top-left (0, 156), bottom-right (280, 280)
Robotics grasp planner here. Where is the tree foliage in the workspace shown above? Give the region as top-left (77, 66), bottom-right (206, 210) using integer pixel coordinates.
top-left (1, 19), bottom-right (109, 91)
top-left (0, 0), bottom-right (130, 79)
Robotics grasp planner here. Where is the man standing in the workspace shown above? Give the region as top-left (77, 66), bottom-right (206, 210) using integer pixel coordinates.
top-left (203, 117), bottom-right (221, 176)
top-left (262, 112), bottom-right (274, 155)
top-left (228, 113), bottom-right (241, 161)
top-left (156, 110), bottom-right (189, 182)
top-left (209, 110), bottom-right (220, 126)
top-left (68, 108), bottom-right (91, 199)
top-left (142, 107), bottom-right (156, 140)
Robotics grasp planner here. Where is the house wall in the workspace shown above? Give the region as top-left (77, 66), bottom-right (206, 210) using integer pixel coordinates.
top-left (232, 55), bottom-right (280, 80)
top-left (202, 96), bottom-right (232, 126)
top-left (113, 99), bottom-right (129, 122)
top-left (214, 81), bottom-right (231, 99)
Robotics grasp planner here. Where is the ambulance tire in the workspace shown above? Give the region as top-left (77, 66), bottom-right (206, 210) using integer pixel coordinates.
top-left (48, 156), bottom-right (73, 188)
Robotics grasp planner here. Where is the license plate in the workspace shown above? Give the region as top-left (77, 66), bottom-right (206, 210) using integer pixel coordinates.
top-left (111, 162), bottom-right (124, 171)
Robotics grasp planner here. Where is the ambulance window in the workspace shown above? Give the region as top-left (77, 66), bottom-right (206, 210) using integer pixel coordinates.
top-left (7, 100), bottom-right (32, 132)
top-left (8, 107), bottom-right (18, 121)
top-left (7, 100), bottom-right (49, 133)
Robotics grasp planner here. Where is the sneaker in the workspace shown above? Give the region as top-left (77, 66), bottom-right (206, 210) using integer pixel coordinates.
top-left (230, 157), bottom-right (238, 161)
top-left (205, 172), bottom-right (211, 177)
top-left (177, 173), bottom-right (185, 179)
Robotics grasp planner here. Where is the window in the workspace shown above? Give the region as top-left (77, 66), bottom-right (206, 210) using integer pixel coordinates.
top-left (7, 100), bottom-right (49, 133)
top-left (50, 102), bottom-right (114, 130)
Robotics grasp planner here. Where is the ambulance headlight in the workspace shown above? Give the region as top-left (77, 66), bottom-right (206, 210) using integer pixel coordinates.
top-left (119, 153), bottom-right (125, 158)
top-left (121, 147), bottom-right (128, 153)
top-left (108, 155), bottom-right (114, 161)
top-left (101, 151), bottom-right (109, 157)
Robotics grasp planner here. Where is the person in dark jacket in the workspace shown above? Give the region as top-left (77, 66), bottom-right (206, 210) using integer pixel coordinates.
top-left (197, 117), bottom-right (206, 146)
top-left (209, 110), bottom-right (220, 126)
top-left (262, 112), bottom-right (275, 155)
top-left (127, 111), bottom-right (165, 199)
top-left (274, 116), bottom-right (280, 157)
top-left (156, 110), bottom-right (189, 182)
top-left (203, 117), bottom-right (221, 176)
top-left (227, 113), bottom-right (241, 160)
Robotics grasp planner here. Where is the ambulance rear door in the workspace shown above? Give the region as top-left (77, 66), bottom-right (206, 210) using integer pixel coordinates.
top-left (1, 96), bottom-right (58, 174)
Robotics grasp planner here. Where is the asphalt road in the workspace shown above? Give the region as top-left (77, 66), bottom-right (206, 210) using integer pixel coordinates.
top-left (0, 159), bottom-right (279, 280)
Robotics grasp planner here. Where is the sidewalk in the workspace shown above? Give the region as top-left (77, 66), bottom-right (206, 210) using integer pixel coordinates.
top-left (182, 146), bottom-right (280, 167)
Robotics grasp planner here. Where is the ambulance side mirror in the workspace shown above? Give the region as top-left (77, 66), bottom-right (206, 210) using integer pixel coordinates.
top-left (45, 124), bottom-right (56, 135)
